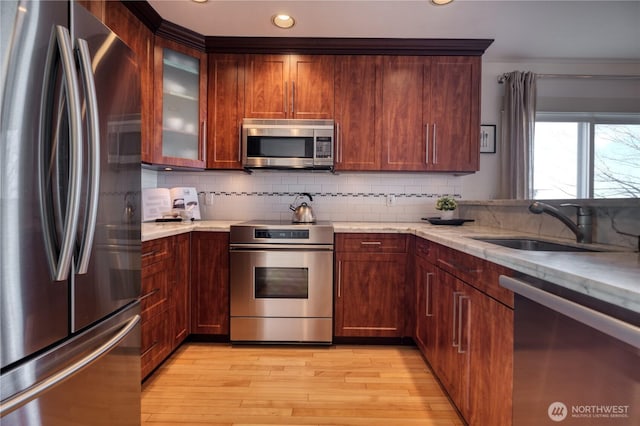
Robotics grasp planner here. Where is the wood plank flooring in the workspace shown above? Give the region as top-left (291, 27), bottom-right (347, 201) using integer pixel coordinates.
top-left (141, 343), bottom-right (464, 426)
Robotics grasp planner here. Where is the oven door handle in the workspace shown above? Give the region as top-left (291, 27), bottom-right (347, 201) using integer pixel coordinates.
top-left (230, 244), bottom-right (334, 251)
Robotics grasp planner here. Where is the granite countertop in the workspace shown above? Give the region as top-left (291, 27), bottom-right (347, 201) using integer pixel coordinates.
top-left (142, 220), bottom-right (640, 313)
top-left (142, 220), bottom-right (241, 242)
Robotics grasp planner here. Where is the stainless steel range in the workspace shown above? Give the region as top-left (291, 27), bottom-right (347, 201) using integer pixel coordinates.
top-left (229, 220), bottom-right (334, 343)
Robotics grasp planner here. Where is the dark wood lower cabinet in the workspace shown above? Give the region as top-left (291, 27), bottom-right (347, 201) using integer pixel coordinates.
top-left (141, 233), bottom-right (191, 379)
top-left (414, 237), bottom-right (513, 426)
top-left (171, 233), bottom-right (191, 349)
top-left (141, 237), bottom-right (172, 379)
top-left (334, 234), bottom-right (409, 338)
top-left (190, 232), bottom-right (230, 335)
top-left (141, 231), bottom-right (512, 425)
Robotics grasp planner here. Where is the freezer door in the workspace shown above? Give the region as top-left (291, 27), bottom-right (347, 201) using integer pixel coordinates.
top-left (70, 3), bottom-right (141, 332)
top-left (1, 0), bottom-right (71, 369)
top-left (0, 302), bottom-right (141, 424)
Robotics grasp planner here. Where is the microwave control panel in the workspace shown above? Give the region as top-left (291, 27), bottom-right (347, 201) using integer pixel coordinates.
top-left (315, 136), bottom-right (333, 159)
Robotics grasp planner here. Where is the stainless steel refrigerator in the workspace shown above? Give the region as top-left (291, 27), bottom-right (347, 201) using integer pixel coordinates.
top-left (1, 1), bottom-right (142, 424)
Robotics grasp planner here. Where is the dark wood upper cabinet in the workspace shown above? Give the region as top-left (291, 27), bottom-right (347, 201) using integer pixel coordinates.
top-left (380, 56), bottom-right (481, 172)
top-left (245, 54), bottom-right (334, 120)
top-left (429, 56), bottom-right (481, 172)
top-left (99, 1), bottom-right (155, 164)
top-left (381, 56), bottom-right (431, 171)
top-left (334, 56), bottom-right (383, 171)
top-left (207, 54), bottom-right (245, 169)
top-left (152, 36), bottom-right (207, 169)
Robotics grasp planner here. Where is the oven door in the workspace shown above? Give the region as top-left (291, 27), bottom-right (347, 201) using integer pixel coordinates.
top-left (230, 249), bottom-right (333, 318)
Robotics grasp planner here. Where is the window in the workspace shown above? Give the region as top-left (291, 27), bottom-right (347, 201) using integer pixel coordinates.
top-left (533, 113), bottom-right (640, 199)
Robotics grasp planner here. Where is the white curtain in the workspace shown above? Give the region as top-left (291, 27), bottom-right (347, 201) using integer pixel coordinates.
top-left (499, 71), bottom-right (537, 199)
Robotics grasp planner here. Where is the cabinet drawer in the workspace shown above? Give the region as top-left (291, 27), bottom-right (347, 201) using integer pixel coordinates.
top-left (141, 311), bottom-right (170, 379)
top-left (437, 245), bottom-right (514, 308)
top-left (336, 233), bottom-right (408, 253)
top-left (142, 238), bottom-right (171, 267)
top-left (140, 258), bottom-right (170, 317)
top-left (415, 237), bottom-right (438, 263)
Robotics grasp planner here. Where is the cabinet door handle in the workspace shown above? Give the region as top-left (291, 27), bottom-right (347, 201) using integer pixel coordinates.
top-left (291, 81), bottom-right (295, 115)
top-left (457, 295), bottom-right (470, 354)
top-left (425, 272), bottom-right (434, 317)
top-left (432, 124), bottom-right (438, 164)
top-left (337, 261), bottom-right (342, 298)
top-left (284, 81), bottom-right (288, 114)
top-left (201, 120), bottom-right (207, 159)
top-left (425, 124), bottom-right (429, 164)
top-left (452, 291), bottom-right (464, 347)
top-left (238, 121), bottom-right (242, 162)
top-left (336, 122), bottom-right (341, 163)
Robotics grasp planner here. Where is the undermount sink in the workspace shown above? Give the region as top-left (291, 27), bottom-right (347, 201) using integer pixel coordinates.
top-left (472, 237), bottom-right (602, 252)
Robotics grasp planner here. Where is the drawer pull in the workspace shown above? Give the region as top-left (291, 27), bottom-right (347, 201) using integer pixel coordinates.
top-left (142, 250), bottom-right (157, 259)
top-left (141, 340), bottom-right (159, 358)
top-left (438, 258), bottom-right (482, 275)
top-left (139, 288), bottom-right (160, 302)
top-left (360, 241), bottom-right (382, 246)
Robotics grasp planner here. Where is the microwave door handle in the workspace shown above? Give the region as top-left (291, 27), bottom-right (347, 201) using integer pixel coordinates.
top-left (75, 38), bottom-right (100, 275)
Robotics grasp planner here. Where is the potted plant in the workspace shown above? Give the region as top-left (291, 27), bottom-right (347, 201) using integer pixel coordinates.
top-left (435, 196), bottom-right (457, 220)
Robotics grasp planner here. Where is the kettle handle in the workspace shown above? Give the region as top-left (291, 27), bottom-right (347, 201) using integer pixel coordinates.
top-left (301, 192), bottom-right (313, 202)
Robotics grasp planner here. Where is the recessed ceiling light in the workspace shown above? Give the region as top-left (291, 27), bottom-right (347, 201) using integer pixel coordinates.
top-left (431, 0), bottom-right (453, 5)
top-left (192, 0), bottom-right (208, 3)
top-left (272, 14), bottom-right (295, 29)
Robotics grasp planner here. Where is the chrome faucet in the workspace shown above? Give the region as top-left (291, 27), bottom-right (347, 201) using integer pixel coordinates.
top-left (528, 202), bottom-right (593, 243)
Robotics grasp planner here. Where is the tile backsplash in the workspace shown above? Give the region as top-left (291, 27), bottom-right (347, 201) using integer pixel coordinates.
top-left (151, 169), bottom-right (465, 222)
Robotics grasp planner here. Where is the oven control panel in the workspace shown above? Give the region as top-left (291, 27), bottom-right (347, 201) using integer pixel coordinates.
top-left (255, 229), bottom-right (310, 240)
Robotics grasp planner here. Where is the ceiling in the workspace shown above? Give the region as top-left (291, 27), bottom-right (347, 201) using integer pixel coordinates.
top-left (146, 0), bottom-right (640, 62)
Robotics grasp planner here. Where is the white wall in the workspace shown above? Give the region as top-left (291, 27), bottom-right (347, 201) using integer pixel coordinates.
top-left (461, 59), bottom-right (640, 200)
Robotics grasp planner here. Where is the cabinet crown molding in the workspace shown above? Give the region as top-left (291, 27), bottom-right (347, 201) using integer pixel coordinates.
top-left (123, 1), bottom-right (493, 56)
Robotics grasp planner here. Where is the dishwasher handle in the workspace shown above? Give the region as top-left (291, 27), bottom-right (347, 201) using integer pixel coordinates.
top-left (499, 275), bottom-right (640, 349)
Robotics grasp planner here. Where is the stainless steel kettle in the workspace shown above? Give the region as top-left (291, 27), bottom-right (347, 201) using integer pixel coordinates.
top-left (289, 193), bottom-right (316, 223)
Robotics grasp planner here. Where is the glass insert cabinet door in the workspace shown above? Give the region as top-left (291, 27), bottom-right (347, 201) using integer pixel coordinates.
top-left (163, 49), bottom-right (199, 160)
top-left (153, 39), bottom-right (206, 169)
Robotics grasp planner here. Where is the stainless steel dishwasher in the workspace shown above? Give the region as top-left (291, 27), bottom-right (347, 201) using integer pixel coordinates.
top-left (499, 275), bottom-right (640, 425)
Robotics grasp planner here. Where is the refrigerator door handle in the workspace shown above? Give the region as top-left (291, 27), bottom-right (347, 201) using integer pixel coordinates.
top-left (75, 38), bottom-right (100, 275)
top-left (0, 314), bottom-right (140, 418)
top-left (39, 25), bottom-right (83, 282)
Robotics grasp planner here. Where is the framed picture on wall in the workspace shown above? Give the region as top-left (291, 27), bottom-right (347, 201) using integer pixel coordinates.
top-left (480, 125), bottom-right (496, 153)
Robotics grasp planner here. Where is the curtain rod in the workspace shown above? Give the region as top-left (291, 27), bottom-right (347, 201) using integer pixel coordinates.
top-left (497, 73), bottom-right (640, 83)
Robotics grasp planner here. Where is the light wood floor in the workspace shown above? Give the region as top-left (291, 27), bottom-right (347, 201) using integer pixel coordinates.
top-left (141, 342), bottom-right (464, 426)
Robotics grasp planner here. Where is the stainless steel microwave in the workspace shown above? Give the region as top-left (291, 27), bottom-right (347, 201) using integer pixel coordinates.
top-left (241, 119), bottom-right (334, 170)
